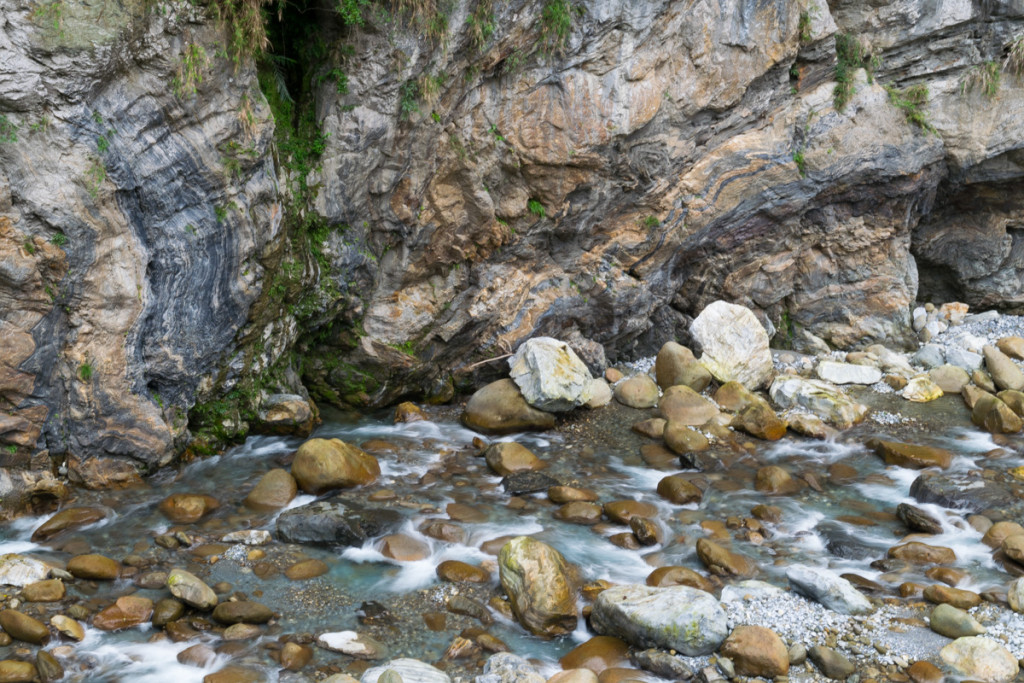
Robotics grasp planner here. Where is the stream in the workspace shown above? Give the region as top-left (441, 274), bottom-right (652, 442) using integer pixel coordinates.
top-left (2, 383), bottom-right (1022, 682)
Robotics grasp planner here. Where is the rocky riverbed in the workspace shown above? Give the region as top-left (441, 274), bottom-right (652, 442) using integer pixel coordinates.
top-left (4, 302), bottom-right (1024, 682)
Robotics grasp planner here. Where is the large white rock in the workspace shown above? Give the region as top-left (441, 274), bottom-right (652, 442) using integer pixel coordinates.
top-left (318, 630), bottom-right (386, 658)
top-left (786, 565), bottom-right (874, 615)
top-left (690, 301), bottom-right (774, 390)
top-left (508, 337), bottom-right (593, 412)
top-left (362, 659), bottom-right (451, 683)
top-left (939, 636), bottom-right (1018, 682)
top-left (815, 361), bottom-right (882, 385)
top-left (769, 378), bottom-right (869, 429)
top-left (590, 584), bottom-right (728, 656)
top-left (0, 554), bottom-right (50, 587)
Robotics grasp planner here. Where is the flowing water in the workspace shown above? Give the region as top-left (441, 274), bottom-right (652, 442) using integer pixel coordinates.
top-left (3, 386), bottom-right (1023, 682)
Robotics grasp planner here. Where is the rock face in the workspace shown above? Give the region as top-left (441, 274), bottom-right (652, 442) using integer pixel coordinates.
top-left (497, 537), bottom-right (576, 638)
top-left (591, 584), bottom-right (727, 656)
top-left (690, 302), bottom-right (773, 390)
top-left (1, 0), bottom-right (1023, 478)
top-left (508, 338), bottom-right (593, 412)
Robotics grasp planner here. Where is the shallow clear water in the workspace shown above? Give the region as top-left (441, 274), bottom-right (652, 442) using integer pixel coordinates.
top-left (3, 390), bottom-right (1023, 681)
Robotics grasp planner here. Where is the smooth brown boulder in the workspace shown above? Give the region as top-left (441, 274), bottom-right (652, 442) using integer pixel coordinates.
top-left (603, 500), bottom-right (658, 524)
top-left (630, 517), bottom-right (661, 546)
top-left (67, 553), bottom-right (120, 580)
top-left (732, 402), bottom-right (787, 440)
top-left (613, 375), bottom-right (660, 409)
top-left (244, 469), bottom-right (297, 510)
top-left (1003, 534), bottom-right (1024, 563)
top-left (419, 519), bottom-right (467, 543)
top-left (754, 466), bottom-right (801, 495)
top-left (696, 538), bottom-right (757, 577)
top-left (549, 486), bottom-right (599, 503)
top-left (645, 566), bottom-right (714, 592)
top-left (655, 342), bottom-right (712, 392)
top-left (663, 422), bottom-right (709, 454)
top-left (867, 439), bottom-right (952, 470)
top-left (379, 534), bottom-right (430, 562)
top-left (158, 493), bottom-right (220, 523)
top-left (394, 401), bottom-right (426, 423)
top-left (21, 579), bottom-right (64, 602)
top-left (984, 345), bottom-right (1024, 391)
top-left (31, 507), bottom-right (106, 542)
top-left (280, 642), bottom-right (314, 671)
top-left (152, 598), bottom-right (185, 627)
top-left (983, 521), bottom-right (1024, 548)
top-left (998, 390), bottom-right (1024, 416)
top-left (203, 666), bottom-right (267, 683)
top-left (554, 502), bottom-right (603, 524)
top-left (907, 660), bottom-right (944, 683)
top-left (50, 615), bottom-right (84, 641)
top-left (93, 595), bottom-right (154, 631)
top-left (962, 384), bottom-right (990, 410)
top-left (0, 610), bottom-right (48, 644)
top-left (923, 584), bottom-right (982, 610)
top-left (720, 625), bottom-right (789, 678)
top-left (559, 635), bottom-right (630, 673)
top-left (631, 418), bottom-right (666, 439)
top-left (656, 475), bottom-right (703, 505)
top-left (0, 661), bottom-right (36, 683)
top-left (483, 442), bottom-right (544, 476)
top-left (972, 394), bottom-right (1023, 434)
top-left (436, 560), bottom-right (490, 583)
top-left (291, 438), bottom-right (380, 494)
top-left (888, 542), bottom-right (956, 565)
top-left (658, 385), bottom-right (719, 425)
top-left (460, 379), bottom-right (556, 434)
top-left (211, 600), bottom-right (273, 625)
top-left (284, 559), bottom-right (328, 580)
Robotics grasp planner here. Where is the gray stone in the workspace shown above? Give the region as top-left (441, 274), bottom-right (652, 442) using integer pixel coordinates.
top-left (929, 364), bottom-right (970, 393)
top-left (914, 344), bottom-right (945, 369)
top-left (0, 555), bottom-right (50, 588)
top-left (786, 565), bottom-right (874, 615)
top-left (815, 360), bottom-right (882, 385)
top-left (590, 584), bottom-right (728, 656)
top-left (277, 499), bottom-right (403, 546)
top-left (508, 337), bottom-right (593, 412)
top-left (166, 568), bottom-right (217, 611)
top-left (946, 348), bottom-right (984, 371)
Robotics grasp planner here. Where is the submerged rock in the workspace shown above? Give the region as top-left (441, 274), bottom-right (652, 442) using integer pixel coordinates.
top-left (498, 537), bottom-right (576, 638)
top-left (31, 507), bottom-right (106, 542)
top-left (508, 337), bottom-right (594, 412)
top-left (867, 438), bottom-right (952, 470)
top-left (590, 584), bottom-right (727, 656)
top-left (460, 380), bottom-right (557, 434)
top-left (691, 301), bottom-right (774, 390)
top-left (277, 499), bottom-right (402, 547)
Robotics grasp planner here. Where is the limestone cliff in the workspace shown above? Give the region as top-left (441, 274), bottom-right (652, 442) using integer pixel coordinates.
top-left (0, 0), bottom-right (1022, 499)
